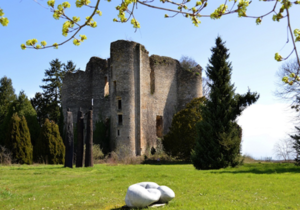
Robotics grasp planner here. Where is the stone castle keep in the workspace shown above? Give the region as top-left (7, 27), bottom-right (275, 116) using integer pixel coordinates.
top-left (61, 40), bottom-right (203, 156)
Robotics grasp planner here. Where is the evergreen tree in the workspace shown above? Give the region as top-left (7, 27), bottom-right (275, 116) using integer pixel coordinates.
top-left (39, 60), bottom-right (79, 125)
top-left (34, 119), bottom-right (65, 164)
top-left (290, 126), bottom-right (300, 166)
top-left (191, 37), bottom-right (259, 170)
top-left (0, 76), bottom-right (16, 145)
top-left (31, 92), bottom-right (48, 127)
top-left (1, 91), bottom-right (40, 146)
top-left (163, 97), bottom-right (205, 161)
top-left (5, 113), bottom-right (33, 164)
top-left (63, 60), bottom-right (80, 74)
top-left (40, 59), bottom-right (64, 123)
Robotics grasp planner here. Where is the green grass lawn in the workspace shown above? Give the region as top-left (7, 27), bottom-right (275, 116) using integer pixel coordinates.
top-left (0, 163), bottom-right (300, 210)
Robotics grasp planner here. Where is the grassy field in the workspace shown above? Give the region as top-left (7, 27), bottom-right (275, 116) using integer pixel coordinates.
top-left (0, 163), bottom-right (300, 210)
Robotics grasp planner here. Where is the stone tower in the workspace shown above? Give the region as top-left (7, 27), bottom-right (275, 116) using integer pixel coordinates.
top-left (61, 40), bottom-right (202, 156)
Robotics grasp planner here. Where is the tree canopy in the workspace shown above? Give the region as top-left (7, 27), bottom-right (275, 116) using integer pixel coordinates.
top-left (1, 0), bottom-right (299, 73)
top-left (0, 91), bottom-right (40, 146)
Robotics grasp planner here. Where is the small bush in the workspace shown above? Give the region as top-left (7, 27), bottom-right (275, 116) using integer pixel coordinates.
top-left (0, 145), bottom-right (12, 165)
top-left (92, 144), bottom-right (104, 163)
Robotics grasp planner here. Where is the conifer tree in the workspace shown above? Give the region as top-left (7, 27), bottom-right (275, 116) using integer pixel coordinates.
top-left (37, 60), bottom-right (79, 131)
top-left (5, 113), bottom-right (33, 164)
top-left (31, 92), bottom-right (48, 127)
top-left (40, 59), bottom-right (64, 124)
top-left (1, 91), bottom-right (39, 146)
top-left (0, 76), bottom-right (16, 145)
top-left (191, 37), bottom-right (259, 170)
top-left (34, 119), bottom-right (65, 164)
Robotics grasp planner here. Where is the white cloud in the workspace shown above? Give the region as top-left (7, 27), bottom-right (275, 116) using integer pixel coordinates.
top-left (236, 103), bottom-right (297, 159)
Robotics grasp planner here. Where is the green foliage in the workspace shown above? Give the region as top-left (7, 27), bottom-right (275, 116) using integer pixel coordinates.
top-left (33, 60), bottom-right (79, 128)
top-left (30, 92), bottom-right (48, 127)
top-left (162, 97), bottom-right (205, 161)
top-left (290, 126), bottom-right (300, 166)
top-left (34, 119), bottom-right (65, 164)
top-left (0, 76), bottom-right (16, 146)
top-left (179, 55), bottom-right (198, 71)
top-left (1, 91), bottom-right (39, 146)
top-left (93, 114), bottom-right (110, 155)
top-left (5, 113), bottom-right (33, 164)
top-left (40, 59), bottom-right (64, 124)
top-left (58, 106), bottom-right (65, 142)
top-left (92, 144), bottom-right (104, 162)
top-left (191, 37), bottom-right (259, 170)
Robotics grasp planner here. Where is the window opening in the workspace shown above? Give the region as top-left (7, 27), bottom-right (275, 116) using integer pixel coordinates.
top-left (118, 99), bottom-right (122, 110)
top-left (114, 81), bottom-right (116, 93)
top-left (156, 115), bottom-right (163, 138)
top-left (104, 76), bottom-right (109, 97)
top-left (118, 114), bottom-right (123, 125)
top-left (117, 129), bottom-right (120, 136)
top-left (150, 69), bottom-right (155, 94)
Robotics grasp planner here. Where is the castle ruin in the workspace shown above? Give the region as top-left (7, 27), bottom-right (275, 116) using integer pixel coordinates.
top-left (61, 40), bottom-right (202, 156)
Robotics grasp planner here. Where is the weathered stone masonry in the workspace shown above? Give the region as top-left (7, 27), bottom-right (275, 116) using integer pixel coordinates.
top-left (61, 40), bottom-right (203, 156)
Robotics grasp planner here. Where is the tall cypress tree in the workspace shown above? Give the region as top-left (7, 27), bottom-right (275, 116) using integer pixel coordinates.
top-left (5, 113), bottom-right (33, 164)
top-left (191, 37), bottom-right (259, 169)
top-left (34, 119), bottom-right (65, 164)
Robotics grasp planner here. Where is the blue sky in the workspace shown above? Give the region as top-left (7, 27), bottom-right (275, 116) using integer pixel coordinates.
top-left (1, 0), bottom-right (300, 159)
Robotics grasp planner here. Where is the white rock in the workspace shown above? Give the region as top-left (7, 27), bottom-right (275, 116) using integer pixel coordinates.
top-left (157, 186), bottom-right (175, 203)
top-left (136, 182), bottom-right (159, 189)
top-left (125, 184), bottom-right (161, 208)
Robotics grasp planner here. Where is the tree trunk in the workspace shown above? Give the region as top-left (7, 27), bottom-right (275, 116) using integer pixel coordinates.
top-left (76, 108), bottom-right (84, 167)
top-left (65, 108), bottom-right (74, 168)
top-left (85, 108), bottom-right (93, 167)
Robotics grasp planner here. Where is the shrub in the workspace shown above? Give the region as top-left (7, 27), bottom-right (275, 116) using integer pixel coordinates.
top-left (5, 113), bottom-right (33, 164)
top-left (179, 55), bottom-right (198, 71)
top-left (93, 115), bottom-right (110, 155)
top-left (162, 97), bottom-right (205, 161)
top-left (34, 119), bottom-right (65, 164)
top-left (0, 145), bottom-right (12, 165)
top-left (92, 144), bottom-right (104, 163)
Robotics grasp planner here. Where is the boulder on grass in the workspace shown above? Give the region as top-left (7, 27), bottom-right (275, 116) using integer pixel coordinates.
top-left (124, 182), bottom-right (175, 208)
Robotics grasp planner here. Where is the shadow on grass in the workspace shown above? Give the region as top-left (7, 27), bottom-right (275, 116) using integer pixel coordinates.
top-left (110, 206), bottom-right (144, 210)
top-left (110, 203), bottom-right (166, 210)
top-left (210, 163), bottom-right (300, 174)
top-left (8, 166), bottom-right (67, 170)
top-left (142, 160), bottom-right (191, 165)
